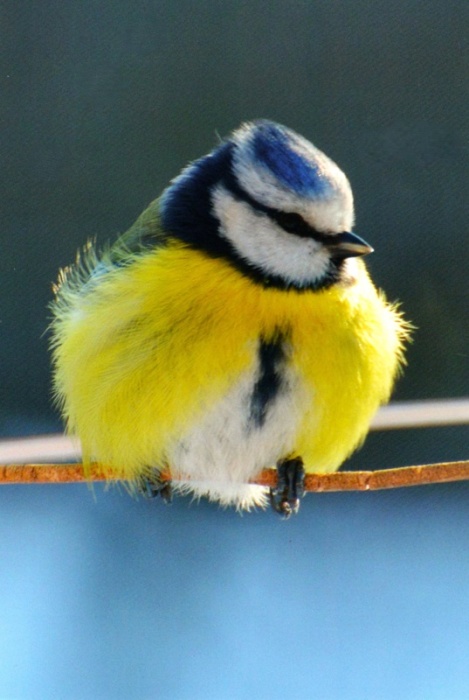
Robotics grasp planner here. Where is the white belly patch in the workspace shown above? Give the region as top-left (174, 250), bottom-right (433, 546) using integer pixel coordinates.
top-left (167, 352), bottom-right (313, 510)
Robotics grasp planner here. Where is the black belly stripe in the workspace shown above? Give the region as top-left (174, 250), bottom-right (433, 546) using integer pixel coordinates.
top-left (249, 333), bottom-right (286, 428)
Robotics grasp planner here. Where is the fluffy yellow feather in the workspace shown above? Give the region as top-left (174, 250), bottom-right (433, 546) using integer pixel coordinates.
top-left (51, 121), bottom-right (409, 513)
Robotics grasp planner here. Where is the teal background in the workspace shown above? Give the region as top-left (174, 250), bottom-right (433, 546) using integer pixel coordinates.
top-left (1, 2), bottom-right (468, 698)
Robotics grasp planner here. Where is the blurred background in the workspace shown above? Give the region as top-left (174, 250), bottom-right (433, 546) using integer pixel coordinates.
top-left (1, 1), bottom-right (468, 698)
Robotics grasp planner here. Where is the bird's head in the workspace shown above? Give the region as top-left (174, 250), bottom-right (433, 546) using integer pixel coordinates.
top-left (161, 120), bottom-right (372, 291)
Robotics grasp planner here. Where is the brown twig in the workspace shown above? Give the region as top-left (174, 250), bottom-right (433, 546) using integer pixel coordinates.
top-left (1, 461), bottom-right (469, 491)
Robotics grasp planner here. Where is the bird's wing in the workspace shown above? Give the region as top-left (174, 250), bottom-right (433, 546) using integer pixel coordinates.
top-left (102, 197), bottom-right (167, 267)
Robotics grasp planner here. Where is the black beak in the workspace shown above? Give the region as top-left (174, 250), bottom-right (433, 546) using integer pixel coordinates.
top-left (326, 231), bottom-right (374, 259)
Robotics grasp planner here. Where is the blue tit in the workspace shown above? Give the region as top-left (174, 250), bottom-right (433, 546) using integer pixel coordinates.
top-left (51, 120), bottom-right (409, 516)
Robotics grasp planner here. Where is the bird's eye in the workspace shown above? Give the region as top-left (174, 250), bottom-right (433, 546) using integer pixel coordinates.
top-left (275, 212), bottom-right (310, 237)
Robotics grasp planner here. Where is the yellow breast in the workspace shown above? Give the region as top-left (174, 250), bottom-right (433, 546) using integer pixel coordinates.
top-left (52, 240), bottom-right (407, 480)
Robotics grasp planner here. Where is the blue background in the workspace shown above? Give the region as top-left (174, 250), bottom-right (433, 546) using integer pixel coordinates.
top-left (3, 478), bottom-right (469, 699)
top-left (1, 1), bottom-right (468, 698)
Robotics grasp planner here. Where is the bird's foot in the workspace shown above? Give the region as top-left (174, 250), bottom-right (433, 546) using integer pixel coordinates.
top-left (138, 469), bottom-right (173, 504)
top-left (270, 457), bottom-right (305, 518)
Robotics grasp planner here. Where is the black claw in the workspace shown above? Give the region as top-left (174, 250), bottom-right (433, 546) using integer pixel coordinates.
top-left (138, 470), bottom-right (173, 505)
top-left (270, 457), bottom-right (305, 518)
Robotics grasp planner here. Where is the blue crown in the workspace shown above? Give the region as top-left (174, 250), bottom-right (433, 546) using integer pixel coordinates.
top-left (248, 121), bottom-right (330, 198)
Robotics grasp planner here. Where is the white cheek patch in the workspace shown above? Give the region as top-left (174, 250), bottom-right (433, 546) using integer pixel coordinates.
top-left (211, 186), bottom-right (332, 286)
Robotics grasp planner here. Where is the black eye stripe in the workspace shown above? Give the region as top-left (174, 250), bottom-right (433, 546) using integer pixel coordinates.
top-left (271, 211), bottom-right (339, 245)
top-left (270, 211), bottom-right (317, 239)
top-left (221, 167), bottom-right (335, 244)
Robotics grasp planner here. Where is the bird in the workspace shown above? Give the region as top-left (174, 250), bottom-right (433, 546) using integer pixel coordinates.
top-left (50, 119), bottom-right (409, 516)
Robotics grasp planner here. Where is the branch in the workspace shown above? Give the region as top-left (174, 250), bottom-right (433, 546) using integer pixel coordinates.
top-left (1, 461), bottom-right (469, 491)
top-left (1, 400), bottom-right (468, 465)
